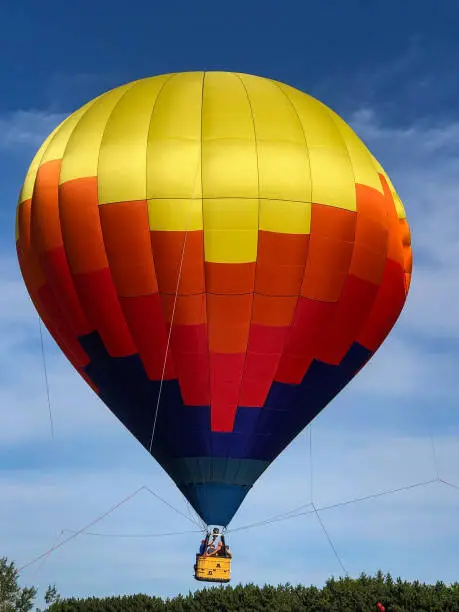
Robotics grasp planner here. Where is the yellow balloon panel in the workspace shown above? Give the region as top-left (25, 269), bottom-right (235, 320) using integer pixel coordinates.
top-left (259, 198), bottom-right (311, 234)
top-left (98, 77), bottom-right (169, 204)
top-left (203, 198), bottom-right (258, 263)
top-left (59, 84), bottom-right (134, 184)
top-left (147, 72), bottom-right (203, 141)
top-left (147, 73), bottom-right (203, 200)
top-left (328, 109), bottom-right (384, 193)
top-left (41, 99), bottom-right (99, 166)
top-left (18, 125), bottom-right (61, 205)
top-left (147, 198), bottom-right (203, 232)
top-left (201, 72), bottom-right (254, 140)
top-left (202, 139), bottom-right (258, 200)
top-left (276, 83), bottom-right (357, 210)
top-left (308, 147), bottom-right (356, 210)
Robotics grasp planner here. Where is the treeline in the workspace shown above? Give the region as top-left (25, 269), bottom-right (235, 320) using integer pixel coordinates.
top-left (47, 572), bottom-right (459, 612)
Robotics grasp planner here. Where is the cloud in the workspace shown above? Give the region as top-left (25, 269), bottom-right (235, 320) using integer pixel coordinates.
top-left (351, 335), bottom-right (459, 400)
top-left (0, 110), bottom-right (66, 149)
top-left (314, 36), bottom-right (459, 126)
top-left (0, 270), bottom-right (102, 446)
top-left (43, 72), bottom-right (125, 114)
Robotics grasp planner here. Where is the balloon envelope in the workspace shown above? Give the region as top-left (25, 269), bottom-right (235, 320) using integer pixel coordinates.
top-left (16, 72), bottom-right (412, 527)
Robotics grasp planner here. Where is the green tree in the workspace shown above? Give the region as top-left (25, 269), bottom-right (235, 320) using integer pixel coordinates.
top-left (43, 586), bottom-right (60, 607)
top-left (0, 557), bottom-right (37, 612)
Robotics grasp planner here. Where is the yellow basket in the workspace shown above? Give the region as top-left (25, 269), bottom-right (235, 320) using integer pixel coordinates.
top-left (194, 554), bottom-right (231, 583)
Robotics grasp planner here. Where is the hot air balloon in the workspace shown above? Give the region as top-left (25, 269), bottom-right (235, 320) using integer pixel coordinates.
top-left (15, 71), bottom-right (412, 582)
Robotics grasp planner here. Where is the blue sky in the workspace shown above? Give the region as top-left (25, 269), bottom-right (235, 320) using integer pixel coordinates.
top-left (1, 0), bottom-right (459, 606)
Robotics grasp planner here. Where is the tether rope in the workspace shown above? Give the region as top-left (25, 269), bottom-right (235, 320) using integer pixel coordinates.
top-left (148, 160), bottom-right (202, 454)
top-left (38, 317), bottom-right (54, 440)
